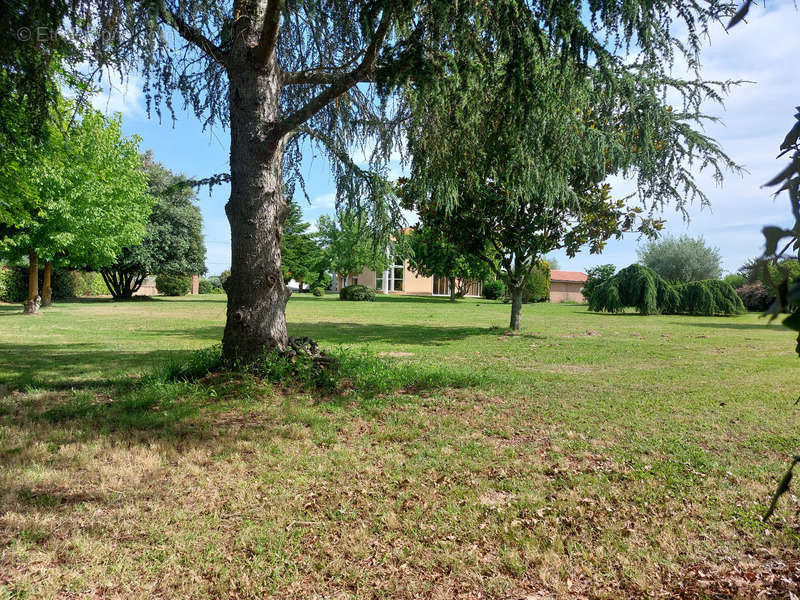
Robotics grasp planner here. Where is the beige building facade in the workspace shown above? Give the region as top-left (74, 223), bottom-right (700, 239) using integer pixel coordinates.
top-left (549, 270), bottom-right (588, 303)
top-left (338, 257), bottom-right (483, 298)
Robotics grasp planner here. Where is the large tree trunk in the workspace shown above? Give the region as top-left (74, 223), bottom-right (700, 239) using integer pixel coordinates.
top-left (24, 249), bottom-right (40, 315)
top-left (509, 285), bottom-right (524, 331)
top-left (449, 276), bottom-right (456, 301)
top-left (222, 64), bottom-right (291, 362)
top-left (100, 269), bottom-right (139, 299)
top-left (42, 261), bottom-right (53, 307)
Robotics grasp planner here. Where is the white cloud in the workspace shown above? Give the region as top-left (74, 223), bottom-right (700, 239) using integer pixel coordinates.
top-left (89, 69), bottom-right (144, 117)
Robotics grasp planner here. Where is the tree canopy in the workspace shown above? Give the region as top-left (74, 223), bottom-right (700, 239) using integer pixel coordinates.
top-left (637, 235), bottom-right (723, 283)
top-left (34, 0), bottom-right (740, 359)
top-left (281, 199), bottom-right (326, 290)
top-left (101, 156), bottom-right (206, 299)
top-left (317, 209), bottom-right (391, 284)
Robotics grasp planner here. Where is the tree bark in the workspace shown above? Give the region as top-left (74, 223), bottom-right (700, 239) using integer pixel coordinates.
top-left (24, 249), bottom-right (40, 315)
top-left (42, 261), bottom-right (53, 307)
top-left (449, 276), bottom-right (456, 301)
top-left (509, 285), bottom-right (524, 331)
top-left (222, 64), bottom-right (291, 362)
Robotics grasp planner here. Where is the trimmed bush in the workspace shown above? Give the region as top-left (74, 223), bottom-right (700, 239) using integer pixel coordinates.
top-left (198, 278), bottom-right (217, 294)
top-left (482, 279), bottom-right (505, 300)
top-left (736, 282), bottom-right (773, 312)
top-left (155, 274), bottom-right (192, 296)
top-left (676, 280), bottom-right (744, 316)
top-left (524, 261), bottom-right (551, 303)
top-left (311, 286), bottom-right (325, 297)
top-left (590, 264), bottom-right (675, 315)
top-left (0, 266), bottom-right (78, 302)
top-left (339, 284), bottom-right (375, 301)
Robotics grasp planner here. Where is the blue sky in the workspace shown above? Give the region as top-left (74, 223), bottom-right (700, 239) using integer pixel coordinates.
top-left (92, 2), bottom-right (799, 277)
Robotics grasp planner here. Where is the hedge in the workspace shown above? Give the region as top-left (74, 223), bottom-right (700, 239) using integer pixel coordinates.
top-left (339, 284), bottom-right (375, 301)
top-left (156, 274), bottom-right (192, 296)
top-left (588, 264), bottom-right (743, 316)
top-left (0, 266), bottom-right (80, 303)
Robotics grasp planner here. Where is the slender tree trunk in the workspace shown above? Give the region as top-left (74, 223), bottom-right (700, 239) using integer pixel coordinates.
top-left (222, 64), bottom-right (291, 362)
top-left (42, 261), bottom-right (53, 307)
top-left (449, 276), bottom-right (456, 301)
top-left (509, 285), bottom-right (524, 331)
top-left (24, 249), bottom-right (40, 315)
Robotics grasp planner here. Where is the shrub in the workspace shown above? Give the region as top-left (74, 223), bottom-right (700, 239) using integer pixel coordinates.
top-left (588, 264), bottom-right (678, 315)
top-left (0, 266), bottom-right (78, 302)
top-left (155, 274), bottom-right (192, 296)
top-left (311, 286), bottom-right (325, 297)
top-left (582, 264), bottom-right (616, 304)
top-left (339, 284), bottom-right (375, 302)
top-left (198, 278), bottom-right (216, 294)
top-left (677, 280), bottom-right (744, 316)
top-left (724, 273), bottom-right (745, 289)
top-left (482, 279), bottom-right (505, 300)
top-left (524, 261), bottom-right (550, 303)
top-left (736, 282), bottom-right (773, 312)
top-left (0, 266), bottom-right (24, 302)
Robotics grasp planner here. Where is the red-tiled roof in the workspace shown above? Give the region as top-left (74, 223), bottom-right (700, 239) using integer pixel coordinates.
top-left (550, 270), bottom-right (588, 283)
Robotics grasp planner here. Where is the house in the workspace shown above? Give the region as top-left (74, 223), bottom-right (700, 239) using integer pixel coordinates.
top-left (336, 259), bottom-right (587, 302)
top-left (549, 270), bottom-right (588, 303)
top-left (337, 257), bottom-right (483, 297)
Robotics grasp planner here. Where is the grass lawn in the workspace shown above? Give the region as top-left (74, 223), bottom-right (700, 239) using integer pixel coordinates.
top-left (1, 294), bottom-right (799, 598)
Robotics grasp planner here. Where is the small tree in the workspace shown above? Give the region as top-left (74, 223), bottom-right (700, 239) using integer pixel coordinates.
top-left (0, 102), bottom-right (151, 313)
top-left (582, 264), bottom-right (617, 304)
top-left (281, 199), bottom-right (325, 291)
top-left (637, 235), bottom-right (723, 283)
top-left (317, 209), bottom-right (390, 288)
top-left (403, 225), bottom-right (492, 301)
top-left (101, 156), bottom-right (206, 299)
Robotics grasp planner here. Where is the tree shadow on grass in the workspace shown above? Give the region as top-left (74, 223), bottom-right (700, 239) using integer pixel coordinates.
top-left (287, 321), bottom-right (490, 346)
top-left (669, 320), bottom-right (784, 331)
top-left (0, 343), bottom-right (196, 392)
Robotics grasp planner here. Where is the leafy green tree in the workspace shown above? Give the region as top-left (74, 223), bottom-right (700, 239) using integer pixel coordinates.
top-left (317, 209), bottom-right (391, 288)
top-left (281, 199), bottom-right (325, 291)
top-left (101, 156), bottom-right (206, 299)
top-left (582, 265), bottom-right (617, 304)
top-left (0, 102), bottom-right (152, 313)
top-left (59, 0), bottom-right (735, 361)
top-left (401, 21), bottom-right (736, 330)
top-left (637, 235), bottom-right (723, 283)
top-left (403, 226), bottom-right (493, 301)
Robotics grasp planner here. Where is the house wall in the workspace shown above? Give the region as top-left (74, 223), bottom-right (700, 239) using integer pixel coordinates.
top-left (403, 264), bottom-right (434, 295)
top-left (550, 281), bottom-right (585, 303)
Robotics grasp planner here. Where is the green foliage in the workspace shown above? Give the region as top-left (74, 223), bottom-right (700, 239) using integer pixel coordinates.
top-left (524, 262), bottom-right (551, 303)
top-left (590, 265), bottom-right (743, 316)
top-left (677, 280), bottom-right (745, 316)
top-left (0, 101), bottom-right (153, 272)
top-left (102, 156), bottom-right (206, 299)
top-left (311, 286), bottom-right (325, 297)
top-left (482, 280), bottom-right (505, 300)
top-left (638, 235), bottom-right (723, 283)
top-left (317, 209), bottom-right (391, 280)
top-left (282, 198), bottom-right (326, 289)
top-left (589, 264), bottom-right (678, 315)
top-left (736, 283), bottom-right (773, 312)
top-left (724, 273), bottom-right (746, 289)
top-left (0, 266), bottom-right (76, 302)
top-left (198, 279), bottom-right (216, 294)
top-left (155, 274), bottom-right (192, 297)
top-left (71, 272), bottom-right (108, 297)
top-left (339, 284), bottom-right (376, 302)
top-left (582, 265), bottom-right (617, 304)
top-left (402, 225), bottom-right (493, 299)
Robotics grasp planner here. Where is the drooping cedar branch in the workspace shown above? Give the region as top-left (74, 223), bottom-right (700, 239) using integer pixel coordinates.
top-left (157, 4), bottom-right (226, 64)
top-left (276, 9), bottom-right (393, 137)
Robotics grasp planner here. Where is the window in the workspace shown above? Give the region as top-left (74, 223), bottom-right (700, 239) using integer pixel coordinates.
top-left (375, 272), bottom-right (383, 291)
top-left (391, 258), bottom-right (404, 291)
